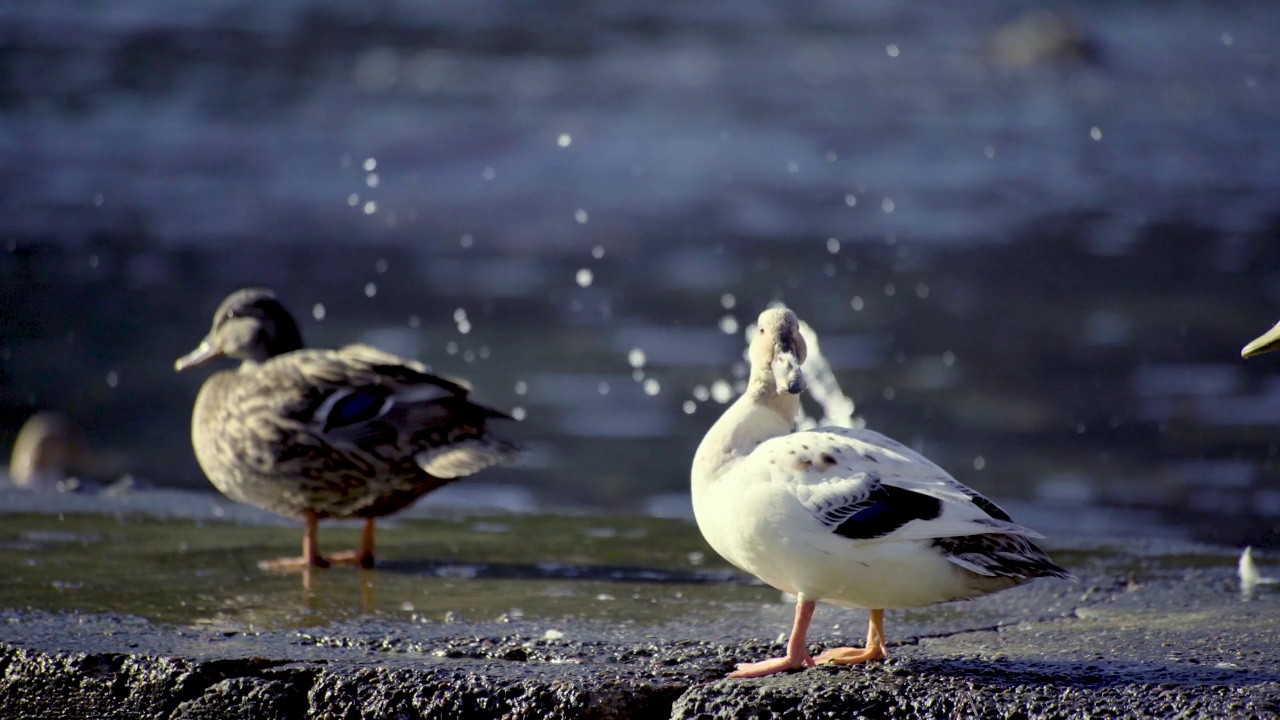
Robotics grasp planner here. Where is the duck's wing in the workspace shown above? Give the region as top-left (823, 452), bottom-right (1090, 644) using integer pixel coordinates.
top-left (262, 344), bottom-right (516, 476)
top-left (758, 427), bottom-right (1039, 544)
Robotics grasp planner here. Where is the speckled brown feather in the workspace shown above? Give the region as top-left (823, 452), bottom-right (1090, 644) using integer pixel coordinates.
top-left (189, 345), bottom-right (509, 517)
top-left (188, 332), bottom-right (515, 520)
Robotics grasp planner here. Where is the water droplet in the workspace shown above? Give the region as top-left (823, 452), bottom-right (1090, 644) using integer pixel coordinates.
top-left (983, 145), bottom-right (996, 159)
top-left (364, 283), bottom-right (378, 298)
top-left (514, 380), bottom-right (528, 395)
top-left (312, 303), bottom-right (326, 321)
top-left (915, 282), bottom-right (929, 299)
top-left (445, 342), bottom-right (458, 355)
top-left (375, 258), bottom-right (388, 274)
top-left (408, 315), bottom-right (421, 328)
top-left (1221, 32), bottom-right (1234, 46)
top-left (786, 161), bottom-right (800, 174)
top-left (881, 198), bottom-right (896, 214)
top-left (363, 158), bottom-right (377, 171)
top-left (575, 268), bottom-right (594, 288)
top-left (710, 380), bottom-right (733, 404)
top-left (643, 378), bottom-right (661, 396)
top-left (366, 173), bottom-right (380, 188)
top-left (682, 400), bottom-right (697, 414)
top-left (459, 233), bottom-right (474, 249)
top-left (844, 194), bottom-right (858, 207)
top-left (973, 456), bottom-right (986, 470)
top-left (718, 315), bottom-right (739, 335)
top-left (693, 385), bottom-right (710, 402)
top-left (557, 133), bottom-right (572, 148)
top-left (632, 368), bottom-right (645, 381)
top-left (942, 350), bottom-right (956, 366)
top-left (591, 245), bottom-right (605, 259)
top-left (482, 166), bottom-right (496, 181)
top-left (510, 406), bottom-right (526, 421)
top-left (720, 293), bottom-right (736, 309)
top-left (453, 308), bottom-right (468, 322)
top-left (883, 387), bottom-right (895, 400)
top-left (363, 201), bottom-right (377, 215)
top-left (88, 255), bottom-right (100, 269)
top-left (886, 44), bottom-right (900, 57)
top-left (574, 209), bottom-right (589, 224)
top-left (597, 381), bottom-right (610, 395)
top-left (826, 238), bottom-right (841, 254)
top-left (347, 193), bottom-right (360, 207)
top-left (1089, 126), bottom-right (1103, 141)
top-left (105, 371), bottom-right (119, 388)
top-left (627, 349), bottom-right (647, 369)
top-left (884, 283), bottom-right (895, 297)
top-left (851, 296), bottom-right (864, 311)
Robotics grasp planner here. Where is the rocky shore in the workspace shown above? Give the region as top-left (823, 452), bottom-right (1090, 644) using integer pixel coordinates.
top-left (2, 548), bottom-right (1276, 720)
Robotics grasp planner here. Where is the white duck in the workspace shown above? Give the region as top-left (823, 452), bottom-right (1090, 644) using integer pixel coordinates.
top-left (692, 307), bottom-right (1071, 678)
top-left (1242, 321), bottom-right (1280, 359)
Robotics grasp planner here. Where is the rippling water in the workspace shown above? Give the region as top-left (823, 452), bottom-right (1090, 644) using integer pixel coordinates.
top-left (2, 1), bottom-right (1279, 547)
top-left (3, 1), bottom-right (1277, 246)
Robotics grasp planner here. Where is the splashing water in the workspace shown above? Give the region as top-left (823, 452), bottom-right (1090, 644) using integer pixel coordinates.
top-left (795, 320), bottom-right (858, 430)
top-left (1239, 546), bottom-right (1278, 599)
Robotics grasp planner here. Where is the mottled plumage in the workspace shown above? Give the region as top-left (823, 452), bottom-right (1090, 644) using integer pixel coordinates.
top-left (176, 288), bottom-right (518, 568)
top-left (692, 306), bottom-right (1071, 678)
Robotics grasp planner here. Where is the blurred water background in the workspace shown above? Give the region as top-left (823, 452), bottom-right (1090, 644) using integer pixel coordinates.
top-left (2, 0), bottom-right (1279, 547)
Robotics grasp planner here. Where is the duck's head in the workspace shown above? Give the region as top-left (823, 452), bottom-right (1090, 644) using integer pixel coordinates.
top-left (1242, 321), bottom-right (1280, 359)
top-left (749, 306), bottom-right (808, 395)
top-left (175, 288), bottom-right (304, 371)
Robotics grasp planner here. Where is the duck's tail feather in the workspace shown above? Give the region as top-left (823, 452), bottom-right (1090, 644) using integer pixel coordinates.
top-left (414, 437), bottom-right (521, 479)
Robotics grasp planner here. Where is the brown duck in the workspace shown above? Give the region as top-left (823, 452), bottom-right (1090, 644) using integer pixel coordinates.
top-left (175, 288), bottom-right (518, 569)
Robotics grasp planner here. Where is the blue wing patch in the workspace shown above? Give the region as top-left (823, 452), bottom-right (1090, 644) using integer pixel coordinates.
top-left (832, 484), bottom-right (943, 540)
top-left (323, 390), bottom-right (388, 432)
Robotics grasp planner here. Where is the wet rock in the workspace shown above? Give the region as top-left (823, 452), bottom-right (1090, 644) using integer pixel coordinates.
top-left (1, 551), bottom-right (1277, 719)
top-left (0, 646), bottom-right (182, 719)
top-left (173, 676), bottom-right (305, 720)
top-left (672, 661), bottom-right (1280, 720)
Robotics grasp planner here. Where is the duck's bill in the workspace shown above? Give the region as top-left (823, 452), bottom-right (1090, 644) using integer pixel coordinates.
top-left (174, 340), bottom-right (219, 371)
top-left (1242, 322), bottom-right (1280, 359)
top-left (772, 352), bottom-right (806, 394)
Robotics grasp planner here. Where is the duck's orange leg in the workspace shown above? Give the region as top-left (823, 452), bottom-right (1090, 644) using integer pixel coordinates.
top-left (259, 510), bottom-right (332, 570)
top-left (729, 598), bottom-right (818, 678)
top-left (815, 608), bottom-right (889, 665)
top-left (326, 518), bottom-right (377, 568)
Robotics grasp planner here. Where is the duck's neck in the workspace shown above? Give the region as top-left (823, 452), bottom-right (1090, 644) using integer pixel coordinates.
top-left (693, 372), bottom-right (801, 481)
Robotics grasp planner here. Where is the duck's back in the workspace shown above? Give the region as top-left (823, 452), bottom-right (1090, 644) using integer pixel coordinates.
top-left (190, 346), bottom-right (511, 519)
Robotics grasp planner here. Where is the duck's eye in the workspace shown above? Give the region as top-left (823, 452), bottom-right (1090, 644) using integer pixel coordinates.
top-left (225, 309), bottom-right (237, 319)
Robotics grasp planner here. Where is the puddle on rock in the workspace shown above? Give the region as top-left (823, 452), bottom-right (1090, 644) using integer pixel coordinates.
top-left (0, 512), bottom-right (770, 630)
